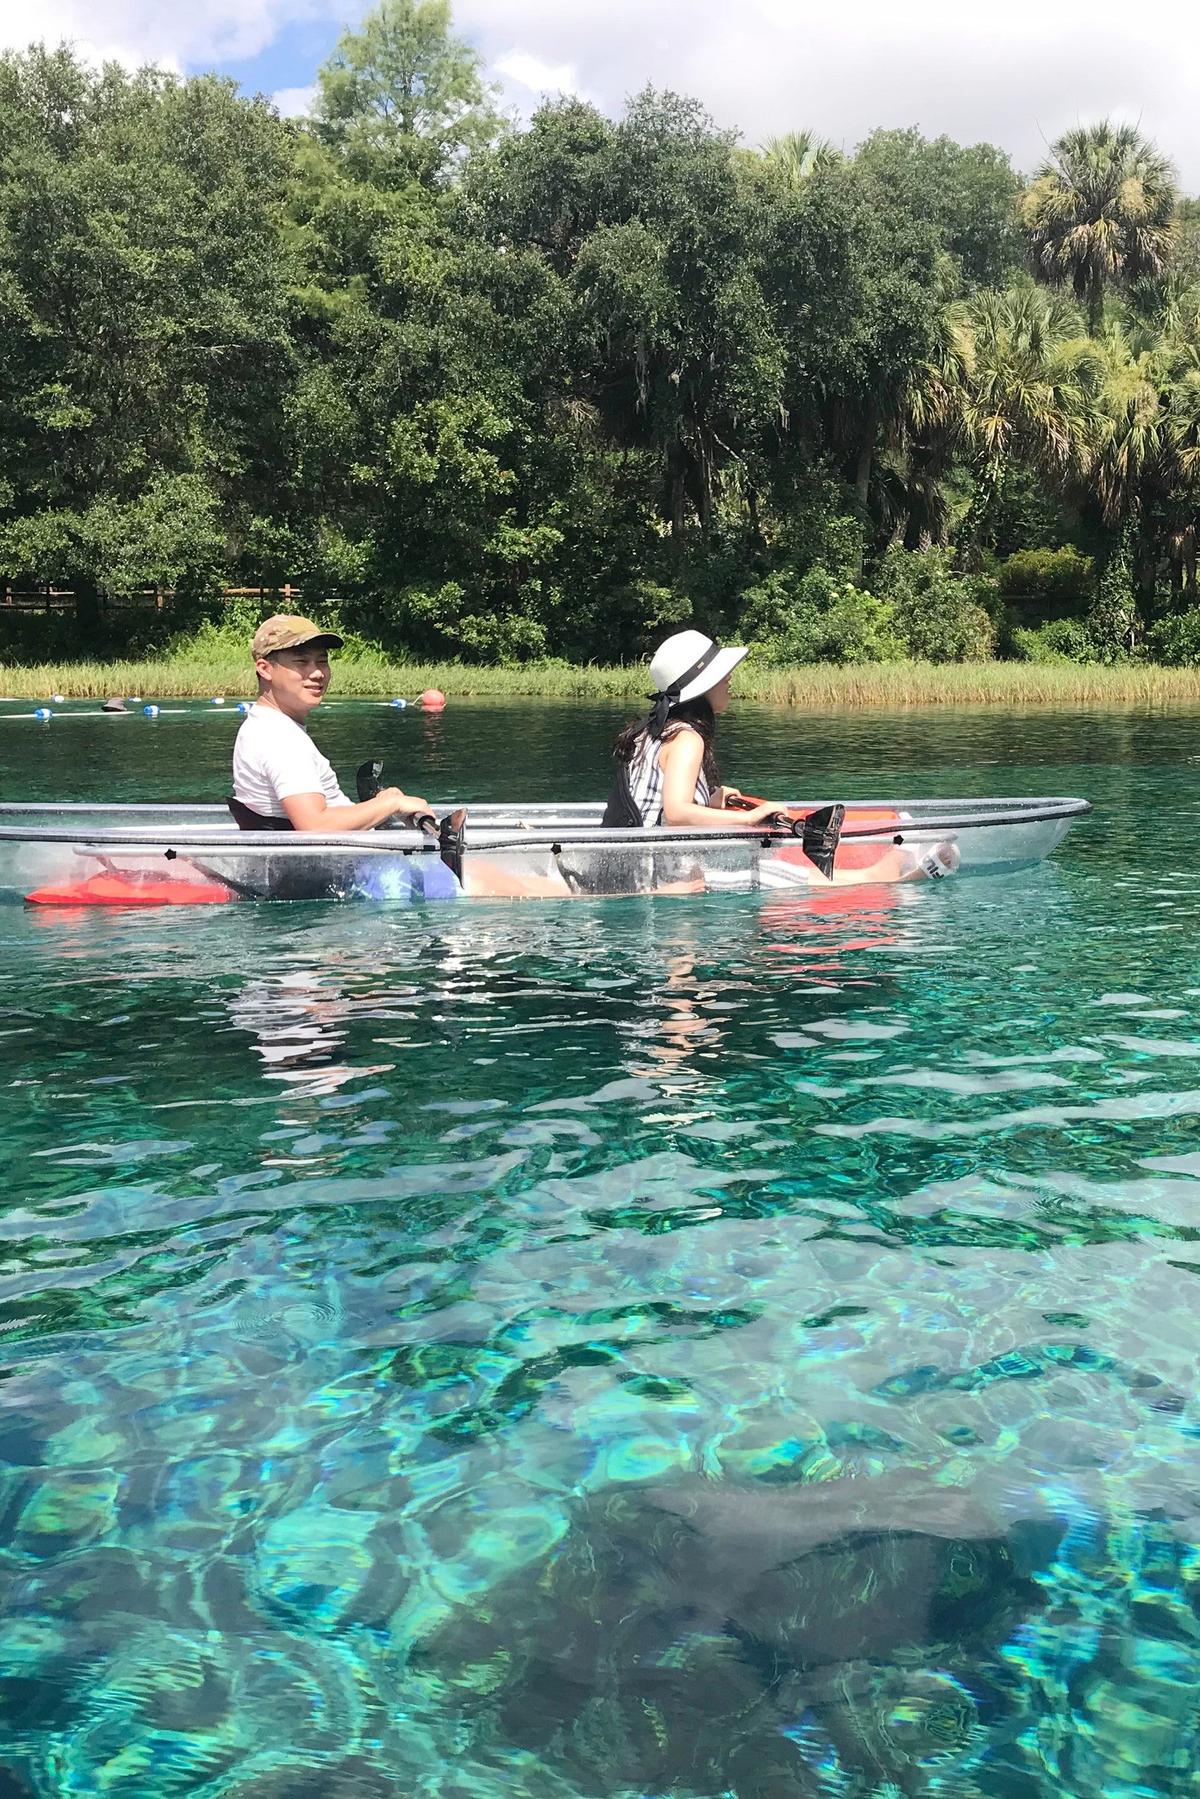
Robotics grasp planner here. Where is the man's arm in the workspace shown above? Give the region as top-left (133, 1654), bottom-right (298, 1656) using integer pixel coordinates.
top-left (282, 788), bottom-right (429, 832)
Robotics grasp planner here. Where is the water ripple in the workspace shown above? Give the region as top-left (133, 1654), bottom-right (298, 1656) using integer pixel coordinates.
top-left (3, 707), bottom-right (1200, 1794)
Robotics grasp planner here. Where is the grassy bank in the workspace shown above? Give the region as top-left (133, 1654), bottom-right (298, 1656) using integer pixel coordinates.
top-left (2, 653), bottom-right (1200, 707)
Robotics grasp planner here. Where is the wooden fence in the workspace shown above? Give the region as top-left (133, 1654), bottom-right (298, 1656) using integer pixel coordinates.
top-left (0, 584), bottom-right (307, 615)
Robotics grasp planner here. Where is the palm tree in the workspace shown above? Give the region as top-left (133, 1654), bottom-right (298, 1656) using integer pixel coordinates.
top-left (1156, 318), bottom-right (1200, 594)
top-left (951, 281), bottom-right (1104, 548)
top-left (886, 281), bottom-right (1103, 554)
top-left (1020, 122), bottom-right (1177, 334)
top-left (1090, 320), bottom-right (1165, 526)
top-left (913, 277), bottom-right (1101, 550)
top-left (758, 130), bottom-right (837, 189)
top-left (892, 291), bottom-right (976, 546)
top-left (905, 291), bottom-right (975, 445)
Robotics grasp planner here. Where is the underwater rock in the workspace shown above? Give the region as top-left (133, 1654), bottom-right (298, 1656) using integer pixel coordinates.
top-left (251, 1505), bottom-right (408, 1632)
top-left (412, 1471), bottom-right (1044, 1796)
top-left (0, 1613), bottom-right (95, 1746)
top-left (219, 1764), bottom-right (399, 1799)
top-left (37, 1621), bottom-right (385, 1798)
top-left (1002, 1507), bottom-right (1200, 1796)
top-left (11, 1470), bottom-right (119, 1557)
top-left (44, 1628), bottom-right (246, 1797)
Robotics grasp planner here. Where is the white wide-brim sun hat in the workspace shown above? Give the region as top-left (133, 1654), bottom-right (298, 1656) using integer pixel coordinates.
top-left (649, 630), bottom-right (749, 704)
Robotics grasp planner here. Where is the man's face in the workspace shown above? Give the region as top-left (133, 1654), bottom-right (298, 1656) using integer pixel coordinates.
top-left (256, 645), bottom-right (332, 715)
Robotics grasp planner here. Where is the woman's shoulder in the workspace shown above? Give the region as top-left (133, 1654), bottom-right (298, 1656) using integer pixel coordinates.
top-left (660, 718), bottom-right (703, 744)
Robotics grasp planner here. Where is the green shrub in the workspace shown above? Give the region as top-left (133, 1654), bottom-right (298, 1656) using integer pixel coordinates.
top-left (738, 567), bottom-right (815, 642)
top-left (359, 581), bottom-right (550, 662)
top-left (1146, 608), bottom-right (1200, 667)
top-left (873, 547), bottom-right (996, 662)
top-left (740, 566), bottom-right (903, 664)
top-left (0, 610), bottom-right (81, 663)
top-left (1010, 619), bottom-right (1103, 664)
top-left (0, 599), bottom-right (188, 662)
top-left (673, 532), bottom-right (762, 629)
top-left (777, 471), bottom-right (866, 581)
top-left (602, 581), bottom-right (692, 654)
top-left (805, 586), bottom-right (904, 664)
top-left (997, 546), bottom-right (1095, 610)
top-left (787, 509), bottom-right (865, 584)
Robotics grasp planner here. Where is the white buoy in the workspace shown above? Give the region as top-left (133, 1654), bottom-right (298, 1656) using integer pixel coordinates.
top-left (143, 704), bottom-right (160, 719)
top-left (211, 696), bottom-right (225, 706)
top-left (391, 697), bottom-right (408, 709)
top-left (51, 694), bottom-right (65, 704)
top-left (236, 701), bottom-right (251, 715)
top-left (34, 707), bottom-right (53, 721)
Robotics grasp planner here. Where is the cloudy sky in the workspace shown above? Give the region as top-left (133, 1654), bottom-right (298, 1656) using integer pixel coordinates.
top-left (2, 0), bottom-right (1198, 188)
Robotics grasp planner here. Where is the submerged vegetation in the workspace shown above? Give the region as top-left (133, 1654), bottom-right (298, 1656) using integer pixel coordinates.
top-left (2, 5), bottom-right (1200, 675)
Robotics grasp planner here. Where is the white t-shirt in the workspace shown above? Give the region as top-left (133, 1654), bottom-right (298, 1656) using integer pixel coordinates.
top-left (232, 703), bottom-right (351, 817)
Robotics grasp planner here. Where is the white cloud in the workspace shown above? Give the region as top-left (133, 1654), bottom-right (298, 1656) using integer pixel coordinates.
top-left (493, 47), bottom-right (594, 119)
top-left (453, 0), bottom-right (1200, 188)
top-left (495, 49), bottom-right (581, 97)
top-left (0, 0), bottom-right (1197, 186)
top-left (0, 0), bottom-right (316, 74)
top-left (271, 81), bottom-right (317, 115)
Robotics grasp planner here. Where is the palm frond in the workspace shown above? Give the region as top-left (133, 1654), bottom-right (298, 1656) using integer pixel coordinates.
top-left (1020, 121), bottom-right (1178, 327)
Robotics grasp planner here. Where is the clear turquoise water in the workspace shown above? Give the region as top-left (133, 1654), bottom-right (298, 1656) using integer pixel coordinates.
top-left (2, 698), bottom-right (1200, 1796)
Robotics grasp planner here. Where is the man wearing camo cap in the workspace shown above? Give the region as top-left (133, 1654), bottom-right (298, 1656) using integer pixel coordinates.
top-left (231, 615), bottom-right (427, 830)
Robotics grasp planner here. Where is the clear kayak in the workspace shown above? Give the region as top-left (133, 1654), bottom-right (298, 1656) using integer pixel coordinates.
top-left (0, 798), bottom-right (1091, 905)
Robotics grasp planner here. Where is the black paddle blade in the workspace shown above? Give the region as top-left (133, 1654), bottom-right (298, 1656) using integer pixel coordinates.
top-left (439, 807), bottom-right (467, 882)
top-left (801, 803), bottom-right (845, 879)
top-left (356, 758), bottom-right (384, 802)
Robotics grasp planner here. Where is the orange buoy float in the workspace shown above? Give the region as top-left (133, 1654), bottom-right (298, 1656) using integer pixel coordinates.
top-left (25, 873), bottom-right (234, 907)
top-left (420, 688), bottom-right (446, 711)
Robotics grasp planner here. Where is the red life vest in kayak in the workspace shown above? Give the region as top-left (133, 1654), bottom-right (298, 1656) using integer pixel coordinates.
top-left (731, 800), bottom-right (904, 875)
top-left (785, 806), bottom-right (902, 873)
top-left (25, 873), bottom-right (234, 907)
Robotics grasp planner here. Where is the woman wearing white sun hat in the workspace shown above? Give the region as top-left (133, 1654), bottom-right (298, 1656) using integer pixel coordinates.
top-left (602, 630), bottom-right (790, 829)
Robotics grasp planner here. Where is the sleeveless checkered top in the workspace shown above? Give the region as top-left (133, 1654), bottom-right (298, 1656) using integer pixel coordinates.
top-left (626, 722), bottom-right (711, 826)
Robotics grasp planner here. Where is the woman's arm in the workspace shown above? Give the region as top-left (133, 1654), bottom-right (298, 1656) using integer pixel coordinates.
top-left (659, 734), bottom-right (787, 828)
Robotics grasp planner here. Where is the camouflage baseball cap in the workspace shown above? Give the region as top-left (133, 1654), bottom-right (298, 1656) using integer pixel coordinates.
top-left (251, 615), bottom-right (344, 658)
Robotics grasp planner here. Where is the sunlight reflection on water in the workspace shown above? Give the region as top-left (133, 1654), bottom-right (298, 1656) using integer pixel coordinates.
top-left (1, 704), bottom-right (1200, 1795)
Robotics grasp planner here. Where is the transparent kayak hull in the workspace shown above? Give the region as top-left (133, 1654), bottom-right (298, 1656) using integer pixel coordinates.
top-left (0, 798), bottom-right (1090, 905)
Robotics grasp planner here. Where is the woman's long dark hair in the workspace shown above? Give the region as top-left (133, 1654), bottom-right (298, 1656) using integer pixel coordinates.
top-left (614, 696), bottom-right (721, 790)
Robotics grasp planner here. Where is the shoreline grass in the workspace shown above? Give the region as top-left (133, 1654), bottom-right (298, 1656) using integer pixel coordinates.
top-left (2, 653), bottom-right (1200, 708)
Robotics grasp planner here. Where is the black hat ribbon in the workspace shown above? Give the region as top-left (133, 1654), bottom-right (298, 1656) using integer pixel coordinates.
top-left (646, 640), bottom-right (721, 739)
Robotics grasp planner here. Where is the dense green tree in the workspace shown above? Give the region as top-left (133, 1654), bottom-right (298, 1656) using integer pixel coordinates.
top-left (471, 91), bottom-right (787, 559)
top-left (0, 46), bottom-right (297, 627)
top-left (760, 152), bottom-right (945, 542)
top-left (855, 128), bottom-right (1023, 292)
top-left (314, 0), bottom-right (501, 188)
top-left (3, 13), bottom-right (1200, 667)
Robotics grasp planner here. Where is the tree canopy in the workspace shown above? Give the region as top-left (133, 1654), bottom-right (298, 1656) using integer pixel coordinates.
top-left (2, 11), bottom-right (1200, 667)
top-left (313, 0), bottom-right (501, 188)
